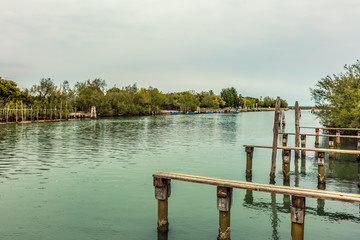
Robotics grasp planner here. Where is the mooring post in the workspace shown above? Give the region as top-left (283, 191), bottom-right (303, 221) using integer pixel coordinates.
top-left (217, 186), bottom-right (232, 240)
top-left (295, 101), bottom-right (300, 158)
top-left (328, 137), bottom-right (334, 159)
top-left (245, 146), bottom-right (254, 179)
top-left (270, 97), bottom-right (281, 182)
top-left (317, 152), bottom-right (326, 184)
top-left (282, 110), bottom-right (285, 127)
top-left (300, 135), bottom-right (306, 158)
top-left (315, 128), bottom-right (320, 147)
top-left (291, 196), bottom-right (305, 240)
top-left (154, 177), bottom-right (171, 232)
top-left (282, 133), bottom-right (288, 157)
top-left (283, 149), bottom-right (291, 182)
top-left (336, 130), bottom-right (341, 146)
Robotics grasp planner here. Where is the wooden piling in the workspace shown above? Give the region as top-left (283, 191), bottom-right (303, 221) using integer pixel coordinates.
top-left (245, 147), bottom-right (254, 178)
top-left (154, 177), bottom-right (171, 232)
top-left (217, 186), bottom-right (232, 240)
top-left (315, 128), bottom-right (320, 147)
top-left (282, 133), bottom-right (288, 157)
top-left (270, 97), bottom-right (281, 182)
top-left (295, 101), bottom-right (300, 158)
top-left (301, 135), bottom-right (306, 157)
top-left (282, 110), bottom-right (285, 127)
top-left (328, 137), bottom-right (334, 159)
top-left (283, 149), bottom-right (291, 182)
top-left (317, 152), bottom-right (326, 184)
top-left (291, 196), bottom-right (305, 240)
top-left (336, 130), bottom-right (341, 146)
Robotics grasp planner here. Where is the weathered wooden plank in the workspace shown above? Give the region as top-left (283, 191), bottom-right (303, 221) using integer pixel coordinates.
top-left (279, 132), bottom-right (360, 139)
top-left (243, 144), bottom-right (360, 154)
top-left (301, 126), bottom-right (360, 131)
top-left (153, 172), bottom-right (360, 203)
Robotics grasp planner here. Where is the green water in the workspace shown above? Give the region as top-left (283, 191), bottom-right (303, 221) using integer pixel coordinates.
top-left (0, 111), bottom-right (359, 239)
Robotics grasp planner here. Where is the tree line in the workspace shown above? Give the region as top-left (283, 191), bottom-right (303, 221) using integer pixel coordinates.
top-left (0, 77), bottom-right (288, 117)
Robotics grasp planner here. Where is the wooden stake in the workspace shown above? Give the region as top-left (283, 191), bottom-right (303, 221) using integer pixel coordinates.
top-left (291, 196), bottom-right (305, 240)
top-left (282, 133), bottom-right (288, 158)
top-left (317, 152), bottom-right (326, 184)
top-left (270, 97), bottom-right (281, 182)
top-left (295, 101), bottom-right (300, 158)
top-left (315, 128), bottom-right (320, 147)
top-left (283, 149), bottom-right (291, 182)
top-left (245, 147), bottom-right (254, 178)
top-left (217, 187), bottom-right (232, 240)
top-left (329, 137), bottom-right (334, 159)
top-left (336, 130), bottom-right (341, 146)
top-left (154, 177), bottom-right (171, 232)
top-left (282, 110), bottom-right (285, 127)
top-left (301, 135), bottom-right (306, 158)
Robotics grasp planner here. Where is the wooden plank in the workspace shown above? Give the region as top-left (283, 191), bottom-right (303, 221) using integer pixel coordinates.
top-left (243, 144), bottom-right (360, 154)
top-left (279, 132), bottom-right (360, 139)
top-left (301, 126), bottom-right (360, 131)
top-left (153, 172), bottom-right (360, 203)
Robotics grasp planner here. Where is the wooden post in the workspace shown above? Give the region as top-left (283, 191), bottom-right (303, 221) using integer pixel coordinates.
top-left (217, 186), bottom-right (232, 240)
top-left (291, 196), bottom-right (305, 240)
top-left (270, 97), bottom-right (281, 182)
top-left (153, 177), bottom-right (171, 232)
top-left (15, 102), bottom-right (18, 122)
top-left (336, 130), bottom-right (341, 146)
top-left (6, 106), bottom-right (9, 123)
top-left (21, 102), bottom-right (24, 121)
top-left (283, 149), bottom-right (291, 182)
top-left (282, 110), bottom-right (285, 127)
top-left (300, 134), bottom-right (306, 158)
top-left (328, 137), bottom-right (334, 159)
top-left (317, 152), bottom-right (326, 184)
top-left (245, 147), bottom-right (254, 179)
top-left (282, 133), bottom-right (288, 157)
top-left (295, 101), bottom-right (300, 158)
top-left (315, 128), bottom-right (320, 147)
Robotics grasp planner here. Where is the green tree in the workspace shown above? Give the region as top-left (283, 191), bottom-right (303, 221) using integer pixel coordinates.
top-left (220, 87), bottom-right (240, 107)
top-left (0, 77), bottom-right (29, 103)
top-left (311, 60), bottom-right (360, 127)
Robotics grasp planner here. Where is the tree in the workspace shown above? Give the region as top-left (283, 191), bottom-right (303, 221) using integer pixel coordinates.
top-left (310, 60), bottom-right (360, 127)
top-left (220, 87), bottom-right (240, 107)
top-left (0, 77), bottom-right (28, 102)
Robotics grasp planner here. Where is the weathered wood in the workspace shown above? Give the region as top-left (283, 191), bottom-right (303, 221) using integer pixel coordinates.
top-left (279, 132), bottom-right (360, 139)
top-left (291, 196), bottom-right (305, 240)
top-left (328, 136), bottom-right (334, 159)
top-left (295, 101), bottom-right (300, 158)
top-left (242, 144), bottom-right (360, 155)
top-left (245, 147), bottom-right (254, 178)
top-left (153, 172), bottom-right (360, 203)
top-left (282, 110), bottom-right (285, 126)
top-left (317, 152), bottom-right (326, 184)
top-left (217, 187), bottom-right (232, 240)
top-left (301, 126), bottom-right (360, 131)
top-left (300, 134), bottom-right (306, 157)
top-left (283, 149), bottom-right (291, 181)
top-left (282, 133), bottom-right (288, 157)
top-left (271, 96), bottom-right (281, 181)
top-left (315, 128), bottom-right (320, 146)
top-left (336, 130), bottom-right (341, 146)
top-left (154, 177), bottom-right (171, 232)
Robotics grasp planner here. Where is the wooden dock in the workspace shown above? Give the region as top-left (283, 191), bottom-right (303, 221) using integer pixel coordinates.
top-left (153, 171), bottom-right (360, 240)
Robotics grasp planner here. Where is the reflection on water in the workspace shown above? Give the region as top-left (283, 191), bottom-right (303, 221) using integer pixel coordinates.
top-left (0, 112), bottom-right (359, 239)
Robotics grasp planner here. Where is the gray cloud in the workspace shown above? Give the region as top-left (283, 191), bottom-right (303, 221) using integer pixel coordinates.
top-left (1, 0), bottom-right (360, 105)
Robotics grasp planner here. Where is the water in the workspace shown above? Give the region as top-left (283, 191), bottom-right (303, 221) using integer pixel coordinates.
top-left (0, 111), bottom-right (359, 239)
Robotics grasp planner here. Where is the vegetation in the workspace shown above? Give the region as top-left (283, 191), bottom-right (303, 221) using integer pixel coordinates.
top-left (0, 76), bottom-right (288, 118)
top-left (311, 60), bottom-right (360, 128)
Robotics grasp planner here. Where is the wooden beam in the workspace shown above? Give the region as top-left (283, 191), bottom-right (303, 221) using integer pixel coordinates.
top-left (301, 126), bottom-right (360, 131)
top-left (153, 172), bottom-right (360, 203)
top-left (279, 132), bottom-right (360, 139)
top-left (243, 144), bottom-right (360, 155)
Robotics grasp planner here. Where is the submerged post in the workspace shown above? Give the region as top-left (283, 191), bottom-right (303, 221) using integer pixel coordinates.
top-left (317, 152), bottom-right (326, 184)
top-left (270, 97), bottom-right (281, 182)
top-left (245, 147), bottom-right (254, 179)
top-left (301, 135), bottom-right (306, 158)
top-left (217, 186), bottom-right (232, 240)
top-left (291, 196), bottom-right (305, 240)
top-left (154, 177), bottom-right (171, 232)
top-left (283, 149), bottom-right (291, 182)
top-left (329, 137), bottom-right (334, 159)
top-left (295, 102), bottom-right (300, 158)
top-left (315, 128), bottom-right (320, 147)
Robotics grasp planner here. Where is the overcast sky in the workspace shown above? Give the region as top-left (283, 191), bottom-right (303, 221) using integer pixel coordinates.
top-left (1, 0), bottom-right (360, 105)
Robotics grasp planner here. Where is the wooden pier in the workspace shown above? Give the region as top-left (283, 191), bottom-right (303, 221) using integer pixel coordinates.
top-left (153, 171), bottom-right (360, 240)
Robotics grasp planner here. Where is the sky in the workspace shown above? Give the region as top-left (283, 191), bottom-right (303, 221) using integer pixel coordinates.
top-left (1, 0), bottom-right (360, 106)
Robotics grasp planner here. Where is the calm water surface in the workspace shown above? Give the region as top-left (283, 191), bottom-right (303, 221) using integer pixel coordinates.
top-left (0, 111), bottom-right (359, 239)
